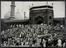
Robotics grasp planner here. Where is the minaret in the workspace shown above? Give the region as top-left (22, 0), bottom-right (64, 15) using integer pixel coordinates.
top-left (10, 1), bottom-right (15, 19)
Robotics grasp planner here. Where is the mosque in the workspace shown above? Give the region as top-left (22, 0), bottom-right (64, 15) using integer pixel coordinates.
top-left (1, 1), bottom-right (65, 30)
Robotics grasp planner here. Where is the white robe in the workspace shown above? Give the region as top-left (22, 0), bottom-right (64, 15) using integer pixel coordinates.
top-left (43, 39), bottom-right (46, 47)
top-left (63, 42), bottom-right (65, 47)
top-left (57, 39), bottom-right (62, 47)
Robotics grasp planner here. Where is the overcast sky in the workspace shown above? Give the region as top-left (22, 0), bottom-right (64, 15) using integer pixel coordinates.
top-left (1, 1), bottom-right (65, 19)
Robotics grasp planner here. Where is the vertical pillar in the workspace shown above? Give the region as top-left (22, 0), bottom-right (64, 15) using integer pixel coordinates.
top-left (10, 0), bottom-right (15, 19)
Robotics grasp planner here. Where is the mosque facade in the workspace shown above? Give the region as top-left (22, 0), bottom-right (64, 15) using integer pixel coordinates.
top-left (29, 5), bottom-right (54, 25)
top-left (1, 1), bottom-right (65, 31)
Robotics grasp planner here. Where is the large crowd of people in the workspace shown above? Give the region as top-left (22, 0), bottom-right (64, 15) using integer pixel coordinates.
top-left (1, 24), bottom-right (65, 47)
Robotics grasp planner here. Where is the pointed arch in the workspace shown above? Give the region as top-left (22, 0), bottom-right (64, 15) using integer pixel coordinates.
top-left (35, 16), bottom-right (44, 24)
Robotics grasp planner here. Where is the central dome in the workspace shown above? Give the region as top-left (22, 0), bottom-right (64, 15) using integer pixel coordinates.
top-left (15, 11), bottom-right (24, 20)
top-left (4, 10), bottom-right (24, 20)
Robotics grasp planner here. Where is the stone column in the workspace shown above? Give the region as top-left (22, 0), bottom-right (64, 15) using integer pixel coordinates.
top-left (10, 1), bottom-right (15, 19)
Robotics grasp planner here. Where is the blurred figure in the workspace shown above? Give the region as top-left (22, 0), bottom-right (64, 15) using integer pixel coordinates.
top-left (48, 38), bottom-right (52, 47)
top-left (29, 38), bottom-right (32, 47)
top-left (43, 39), bottom-right (46, 47)
top-left (57, 38), bottom-right (62, 48)
top-left (3, 41), bottom-right (7, 46)
top-left (62, 38), bottom-right (66, 48)
top-left (53, 38), bottom-right (58, 47)
top-left (63, 42), bottom-right (65, 48)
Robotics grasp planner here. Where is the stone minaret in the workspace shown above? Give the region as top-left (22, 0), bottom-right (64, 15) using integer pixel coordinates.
top-left (10, 1), bottom-right (15, 19)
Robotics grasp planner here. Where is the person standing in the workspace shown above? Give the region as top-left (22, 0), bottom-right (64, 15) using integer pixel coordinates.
top-left (57, 38), bottom-right (62, 48)
top-left (43, 39), bottom-right (46, 47)
top-left (62, 38), bottom-right (66, 48)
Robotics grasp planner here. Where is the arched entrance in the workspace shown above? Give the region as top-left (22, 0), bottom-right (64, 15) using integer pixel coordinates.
top-left (36, 19), bottom-right (43, 24)
top-left (35, 16), bottom-right (44, 24)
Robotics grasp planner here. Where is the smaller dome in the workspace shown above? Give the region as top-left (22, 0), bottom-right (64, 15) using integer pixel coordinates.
top-left (4, 11), bottom-right (10, 19)
top-left (15, 11), bottom-right (24, 20)
top-left (4, 10), bottom-right (24, 20)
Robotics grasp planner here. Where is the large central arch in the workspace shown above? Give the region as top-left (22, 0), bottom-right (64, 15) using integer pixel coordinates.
top-left (35, 16), bottom-right (44, 24)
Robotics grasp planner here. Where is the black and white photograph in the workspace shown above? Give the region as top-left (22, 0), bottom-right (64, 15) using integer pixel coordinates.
top-left (1, 1), bottom-right (66, 48)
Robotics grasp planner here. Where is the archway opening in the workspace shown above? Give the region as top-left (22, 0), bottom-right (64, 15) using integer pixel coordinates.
top-left (37, 20), bottom-right (43, 24)
top-left (35, 16), bottom-right (44, 24)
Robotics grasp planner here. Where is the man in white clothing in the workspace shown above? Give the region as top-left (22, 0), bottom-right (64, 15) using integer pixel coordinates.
top-left (43, 39), bottom-right (46, 47)
top-left (57, 38), bottom-right (62, 47)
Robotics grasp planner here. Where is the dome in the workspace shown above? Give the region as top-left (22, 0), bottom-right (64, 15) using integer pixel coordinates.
top-left (4, 10), bottom-right (24, 20)
top-left (15, 11), bottom-right (24, 20)
top-left (4, 11), bottom-right (10, 19)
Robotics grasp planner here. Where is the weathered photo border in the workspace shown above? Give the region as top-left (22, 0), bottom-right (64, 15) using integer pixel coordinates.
top-left (0, 0), bottom-right (66, 48)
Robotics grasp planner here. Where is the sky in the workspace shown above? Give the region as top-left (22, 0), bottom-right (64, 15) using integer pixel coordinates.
top-left (1, 1), bottom-right (65, 19)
